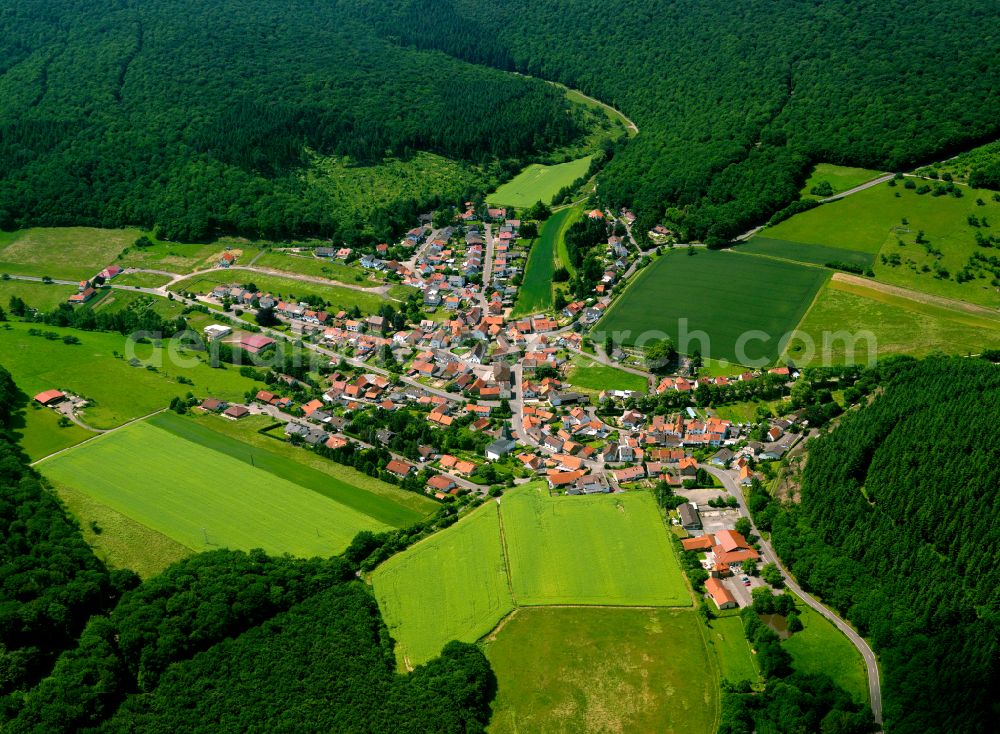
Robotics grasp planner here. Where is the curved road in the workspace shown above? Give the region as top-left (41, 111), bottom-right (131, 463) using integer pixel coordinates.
top-left (705, 466), bottom-right (883, 726)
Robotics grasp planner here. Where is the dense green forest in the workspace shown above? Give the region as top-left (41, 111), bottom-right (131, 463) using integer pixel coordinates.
top-left (349, 0), bottom-right (1000, 242)
top-left (0, 0), bottom-right (588, 243)
top-left (750, 356), bottom-right (999, 734)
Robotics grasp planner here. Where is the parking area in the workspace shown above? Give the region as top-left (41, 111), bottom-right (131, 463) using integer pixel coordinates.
top-left (699, 508), bottom-right (741, 535)
top-left (677, 487), bottom-right (729, 507)
top-left (722, 573), bottom-right (769, 608)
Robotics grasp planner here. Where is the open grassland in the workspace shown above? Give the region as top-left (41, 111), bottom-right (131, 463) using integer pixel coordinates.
top-left (764, 181), bottom-right (1000, 307)
top-left (0, 279), bottom-right (79, 311)
top-left (800, 163), bottom-right (886, 199)
top-left (0, 228), bottom-right (135, 280)
top-left (372, 502), bottom-right (514, 668)
top-left (170, 271), bottom-right (391, 314)
top-left (698, 357), bottom-right (753, 378)
top-left (118, 239), bottom-right (263, 274)
top-left (553, 205), bottom-right (583, 276)
top-left (488, 156), bottom-right (593, 208)
top-left (738, 237), bottom-right (875, 269)
top-left (566, 355), bottom-right (647, 393)
top-left (785, 279), bottom-right (1000, 364)
top-left (0, 321), bottom-right (263, 429)
top-left (499, 487), bottom-right (689, 606)
top-left (785, 598), bottom-right (869, 704)
top-left (596, 250), bottom-right (829, 365)
top-left (709, 400), bottom-right (784, 424)
top-left (52, 482), bottom-right (193, 579)
top-left (254, 251), bottom-right (380, 285)
top-left (160, 412), bottom-right (436, 526)
top-left (703, 610), bottom-right (759, 685)
top-left (486, 607), bottom-right (717, 734)
top-left (512, 207), bottom-right (578, 316)
top-left (112, 272), bottom-right (174, 288)
top-left (11, 403), bottom-right (94, 461)
top-left (39, 417), bottom-right (394, 559)
top-left (915, 140), bottom-right (1000, 184)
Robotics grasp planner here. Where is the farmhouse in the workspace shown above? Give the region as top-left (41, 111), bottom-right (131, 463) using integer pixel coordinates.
top-left (223, 405), bottom-right (250, 420)
top-left (705, 577), bottom-right (737, 610)
top-left (34, 389), bottom-right (66, 406)
top-left (427, 474), bottom-right (456, 492)
top-left (68, 287), bottom-right (96, 304)
top-left (239, 334), bottom-right (276, 354)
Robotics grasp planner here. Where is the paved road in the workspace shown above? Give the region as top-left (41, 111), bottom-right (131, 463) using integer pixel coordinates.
top-left (705, 466), bottom-right (883, 726)
top-left (158, 264), bottom-right (395, 297)
top-left (483, 222), bottom-right (496, 289)
top-left (820, 173), bottom-right (894, 202)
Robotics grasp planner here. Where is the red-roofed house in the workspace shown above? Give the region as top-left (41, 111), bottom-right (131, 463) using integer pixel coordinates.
top-left (240, 334), bottom-right (276, 354)
top-left (386, 459), bottom-right (414, 477)
top-left (34, 389), bottom-right (66, 406)
top-left (705, 577), bottom-right (737, 610)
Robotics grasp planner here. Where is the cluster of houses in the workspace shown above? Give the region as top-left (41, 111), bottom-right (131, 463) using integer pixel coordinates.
top-left (69, 264), bottom-right (124, 304)
top-left (655, 365), bottom-right (799, 394)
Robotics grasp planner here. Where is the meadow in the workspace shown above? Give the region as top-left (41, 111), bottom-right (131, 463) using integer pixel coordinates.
top-left (703, 609), bottom-right (759, 685)
top-left (763, 181), bottom-right (1000, 307)
top-left (596, 250), bottom-right (829, 365)
top-left (117, 239), bottom-right (264, 274)
top-left (566, 355), bottom-right (648, 393)
top-left (486, 607), bottom-right (718, 734)
top-left (737, 236), bottom-right (875, 269)
top-left (0, 321), bottom-right (264, 429)
top-left (800, 163), bottom-right (885, 198)
top-left (10, 402), bottom-right (94, 461)
top-left (372, 502), bottom-right (514, 667)
top-left (784, 597), bottom-right (869, 704)
top-left (499, 487), bottom-right (689, 606)
top-left (512, 208), bottom-right (576, 316)
top-left (254, 251), bottom-right (379, 285)
top-left (0, 279), bottom-right (80, 312)
top-left (0, 228), bottom-right (135, 280)
top-left (488, 155), bottom-right (594, 208)
top-left (39, 416), bottom-right (398, 560)
top-left (112, 272), bottom-right (174, 288)
top-left (915, 139), bottom-right (1000, 184)
top-left (785, 279), bottom-right (1000, 364)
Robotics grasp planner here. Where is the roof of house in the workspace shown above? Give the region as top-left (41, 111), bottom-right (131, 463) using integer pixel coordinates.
top-left (240, 334), bottom-right (276, 350)
top-left (427, 474), bottom-right (456, 491)
top-left (34, 389), bottom-right (65, 405)
top-left (386, 459), bottom-right (413, 476)
top-left (714, 529), bottom-right (750, 553)
top-left (705, 577), bottom-right (736, 608)
top-left (681, 535), bottom-right (715, 552)
top-left (223, 405), bottom-right (249, 418)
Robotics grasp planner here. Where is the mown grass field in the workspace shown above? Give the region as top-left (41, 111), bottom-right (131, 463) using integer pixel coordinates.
top-left (800, 163), bottom-right (885, 199)
top-left (170, 271), bottom-right (392, 314)
top-left (10, 403), bottom-right (94, 461)
top-left (39, 415), bottom-right (398, 560)
top-left (512, 208), bottom-right (578, 316)
top-left (118, 240), bottom-right (264, 274)
top-left (785, 279), bottom-right (1000, 364)
top-left (0, 228), bottom-right (136, 280)
top-left (486, 607), bottom-right (718, 734)
top-left (0, 279), bottom-right (79, 311)
top-left (566, 355), bottom-right (647, 393)
top-left (764, 181), bottom-right (1000, 307)
top-left (0, 321), bottom-right (264, 429)
top-left (596, 250), bottom-right (829, 365)
top-left (499, 488), bottom-right (689, 606)
top-left (373, 502), bottom-right (514, 668)
top-left (703, 609), bottom-right (759, 685)
top-left (254, 251), bottom-right (379, 285)
top-left (738, 236), bottom-right (875, 269)
top-left (488, 156), bottom-right (593, 208)
top-left (112, 272), bottom-right (174, 288)
top-left (785, 598), bottom-right (869, 704)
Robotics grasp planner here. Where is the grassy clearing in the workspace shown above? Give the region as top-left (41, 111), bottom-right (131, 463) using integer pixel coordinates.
top-left (915, 140), bottom-right (1000, 184)
top-left (0, 228), bottom-right (135, 280)
top-left (785, 598), bottom-right (869, 704)
top-left (254, 251), bottom-right (379, 285)
top-left (52, 482), bottom-right (192, 579)
top-left (486, 607), bottom-right (717, 734)
top-left (786, 279), bottom-right (1000, 364)
top-left (698, 357), bottom-right (752, 378)
top-left (170, 271), bottom-right (391, 314)
top-left (566, 355), bottom-right (647, 393)
top-left (112, 272), bottom-right (173, 288)
top-left (488, 156), bottom-right (594, 208)
top-left (500, 487), bottom-right (689, 606)
top-left (703, 610), bottom-right (759, 685)
top-left (800, 163), bottom-right (886, 199)
top-left (709, 400), bottom-right (783, 424)
top-left (512, 207), bottom-right (578, 316)
top-left (0, 321), bottom-right (264, 428)
top-left (372, 502), bottom-right (514, 668)
top-left (117, 239), bottom-right (263, 274)
top-left (0, 279), bottom-right (79, 311)
top-left (738, 237), bottom-right (875, 269)
top-left (10, 403), bottom-right (94, 461)
top-left (39, 418), bottom-right (394, 559)
top-left (596, 250), bottom-right (829, 365)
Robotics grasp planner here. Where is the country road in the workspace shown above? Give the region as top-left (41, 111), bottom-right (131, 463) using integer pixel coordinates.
top-left (705, 466), bottom-right (883, 726)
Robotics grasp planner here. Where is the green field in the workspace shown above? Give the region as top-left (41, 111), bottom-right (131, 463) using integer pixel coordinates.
top-left (486, 607), bottom-right (718, 734)
top-left (786, 279), bottom-right (1000, 364)
top-left (373, 502), bottom-right (514, 668)
top-left (596, 250), bottom-right (829, 365)
top-left (0, 321), bottom-right (264, 429)
top-left (703, 610), bottom-right (759, 685)
top-left (112, 272), bottom-right (174, 288)
top-left (170, 271), bottom-right (392, 314)
top-left (0, 279), bottom-right (80, 311)
top-left (784, 598), bottom-right (869, 704)
top-left (501, 488), bottom-right (688, 606)
top-left (254, 251), bottom-right (379, 285)
top-left (512, 207), bottom-right (578, 316)
top-left (488, 156), bottom-right (593, 208)
top-left (800, 163), bottom-right (886, 199)
top-left (10, 403), bottom-right (95, 461)
top-left (738, 236), bottom-right (875, 269)
top-left (38, 413), bottom-right (414, 561)
top-left (566, 355), bottom-right (647, 393)
top-left (763, 181), bottom-right (1000, 307)
top-left (0, 228), bottom-right (136, 280)
top-left (118, 239), bottom-right (263, 274)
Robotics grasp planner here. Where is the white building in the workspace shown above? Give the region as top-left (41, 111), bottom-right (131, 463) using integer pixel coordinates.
top-left (203, 324), bottom-right (232, 341)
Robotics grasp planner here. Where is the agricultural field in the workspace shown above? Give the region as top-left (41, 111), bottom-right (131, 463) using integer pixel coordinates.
top-left (0, 279), bottom-right (79, 311)
top-left (170, 271), bottom-right (392, 314)
top-left (512, 207), bottom-right (577, 316)
top-left (596, 250), bottom-right (829, 365)
top-left (785, 279), bottom-right (1000, 364)
top-left (800, 163), bottom-right (886, 199)
top-left (566, 355), bottom-right (647, 394)
top-left (737, 236), bottom-right (875, 269)
top-left (784, 598), bottom-right (869, 704)
top-left (703, 609), bottom-right (759, 685)
top-left (499, 488), bottom-right (689, 606)
top-left (486, 607), bottom-right (718, 734)
top-left (915, 140), bottom-right (1000, 184)
top-left (487, 155), bottom-right (593, 208)
top-left (0, 321), bottom-right (265, 429)
top-left (9, 402), bottom-right (94, 461)
top-left (254, 251), bottom-right (380, 285)
top-left (112, 272), bottom-right (174, 288)
top-left (763, 180), bottom-right (1000, 307)
top-left (38, 412), bottom-right (410, 563)
top-left (0, 227), bottom-right (135, 280)
top-left (373, 502), bottom-right (514, 668)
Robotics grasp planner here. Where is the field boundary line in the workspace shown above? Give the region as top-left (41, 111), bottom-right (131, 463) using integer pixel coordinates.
top-left (494, 500), bottom-right (518, 605)
top-left (31, 408), bottom-right (167, 466)
top-left (831, 272), bottom-right (1000, 322)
